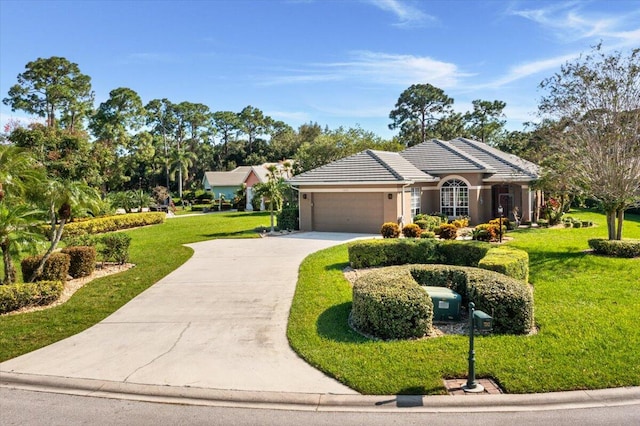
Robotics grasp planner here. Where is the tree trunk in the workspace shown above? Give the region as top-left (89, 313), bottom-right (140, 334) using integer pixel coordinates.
top-left (28, 218), bottom-right (67, 282)
top-left (269, 201), bottom-right (275, 233)
top-left (2, 243), bottom-right (16, 285)
top-left (616, 208), bottom-right (624, 241)
top-left (606, 210), bottom-right (616, 240)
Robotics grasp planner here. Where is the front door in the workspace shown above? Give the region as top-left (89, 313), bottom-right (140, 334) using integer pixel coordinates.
top-left (492, 185), bottom-right (512, 219)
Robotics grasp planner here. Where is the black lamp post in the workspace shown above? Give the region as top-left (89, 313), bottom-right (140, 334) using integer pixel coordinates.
top-left (498, 205), bottom-right (503, 243)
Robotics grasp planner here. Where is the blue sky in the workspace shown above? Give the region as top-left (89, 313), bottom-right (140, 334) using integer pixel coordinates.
top-left (1, 0), bottom-right (639, 139)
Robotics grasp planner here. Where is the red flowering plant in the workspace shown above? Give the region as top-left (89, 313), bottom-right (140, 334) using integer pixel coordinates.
top-left (541, 197), bottom-right (563, 225)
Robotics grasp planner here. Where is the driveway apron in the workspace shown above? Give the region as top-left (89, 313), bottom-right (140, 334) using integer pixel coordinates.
top-left (0, 233), bottom-right (368, 394)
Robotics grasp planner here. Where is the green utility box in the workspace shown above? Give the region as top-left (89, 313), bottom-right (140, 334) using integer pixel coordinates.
top-left (473, 310), bottom-right (493, 332)
top-left (423, 286), bottom-right (461, 321)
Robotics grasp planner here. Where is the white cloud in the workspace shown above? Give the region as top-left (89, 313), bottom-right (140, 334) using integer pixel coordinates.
top-left (268, 110), bottom-right (312, 122)
top-left (259, 51), bottom-right (469, 88)
top-left (483, 52), bottom-right (578, 88)
top-left (509, 2), bottom-right (640, 46)
top-left (365, 0), bottom-right (436, 28)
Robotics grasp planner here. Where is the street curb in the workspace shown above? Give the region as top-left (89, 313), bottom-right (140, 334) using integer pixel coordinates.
top-left (2, 372), bottom-right (639, 413)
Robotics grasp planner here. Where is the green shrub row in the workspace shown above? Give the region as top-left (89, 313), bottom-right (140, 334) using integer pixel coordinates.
top-left (351, 267), bottom-right (433, 340)
top-left (478, 246), bottom-right (529, 282)
top-left (62, 212), bottom-right (165, 238)
top-left (61, 246), bottom-right (97, 278)
top-left (348, 239), bottom-right (440, 268)
top-left (588, 238), bottom-right (640, 258)
top-left (348, 239), bottom-right (494, 268)
top-left (0, 280), bottom-right (64, 314)
top-left (409, 265), bottom-right (534, 334)
top-left (21, 253), bottom-right (70, 283)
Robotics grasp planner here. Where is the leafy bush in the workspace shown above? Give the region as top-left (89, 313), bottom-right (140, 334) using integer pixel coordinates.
top-left (436, 241), bottom-right (490, 267)
top-left (402, 223), bottom-right (422, 238)
top-left (478, 246), bottom-right (529, 282)
top-left (438, 224), bottom-right (458, 240)
top-left (420, 231), bottom-right (436, 239)
top-left (588, 238), bottom-right (640, 258)
top-left (380, 222), bottom-right (400, 238)
top-left (277, 206), bottom-right (299, 230)
top-left (451, 217), bottom-right (469, 228)
top-left (414, 219), bottom-right (429, 230)
top-left (472, 223), bottom-right (500, 242)
top-left (573, 221), bottom-right (582, 228)
top-left (414, 215), bottom-right (442, 231)
top-left (352, 267), bottom-right (433, 340)
top-left (99, 233), bottom-right (132, 264)
top-left (63, 212), bottom-right (165, 239)
top-left (348, 239), bottom-right (440, 269)
top-left (409, 265), bottom-right (534, 334)
top-left (64, 234), bottom-right (97, 247)
top-left (537, 219), bottom-right (549, 227)
top-left (61, 246), bottom-right (97, 278)
top-left (0, 280), bottom-right (64, 314)
top-left (21, 253), bottom-right (70, 283)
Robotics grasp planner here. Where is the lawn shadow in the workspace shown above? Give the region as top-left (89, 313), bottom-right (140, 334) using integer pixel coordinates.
top-left (324, 262), bottom-right (350, 272)
top-left (199, 230), bottom-right (258, 238)
top-left (526, 248), bottom-right (590, 269)
top-left (316, 302), bottom-right (368, 343)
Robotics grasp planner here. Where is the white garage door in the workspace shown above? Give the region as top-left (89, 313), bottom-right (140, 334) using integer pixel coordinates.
top-left (313, 193), bottom-right (384, 233)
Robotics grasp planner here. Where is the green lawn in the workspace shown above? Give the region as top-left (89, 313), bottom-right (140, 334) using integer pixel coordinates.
top-left (0, 211), bottom-right (270, 362)
top-left (287, 209), bottom-right (640, 394)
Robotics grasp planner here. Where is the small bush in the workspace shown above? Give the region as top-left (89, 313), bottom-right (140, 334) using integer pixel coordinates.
top-left (99, 233), bottom-right (132, 264)
top-left (352, 267), bottom-right (433, 340)
top-left (381, 222), bottom-right (400, 238)
top-left (402, 223), bottom-right (422, 238)
top-left (414, 219), bottom-right (429, 230)
top-left (438, 224), bottom-right (458, 240)
top-left (61, 246), bottom-right (97, 278)
top-left (277, 207), bottom-right (299, 231)
top-left (21, 253), bottom-right (70, 283)
top-left (472, 223), bottom-right (500, 242)
top-left (478, 246), bottom-right (529, 282)
top-left (436, 241), bottom-right (490, 267)
top-left (572, 221), bottom-right (582, 228)
top-left (451, 218), bottom-right (469, 228)
top-left (588, 238), bottom-right (640, 258)
top-left (0, 280), bottom-right (64, 314)
top-left (420, 231), bottom-right (436, 239)
top-left (64, 234), bottom-right (98, 247)
top-left (537, 219), bottom-right (549, 227)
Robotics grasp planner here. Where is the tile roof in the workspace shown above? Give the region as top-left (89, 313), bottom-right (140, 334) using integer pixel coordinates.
top-left (288, 138), bottom-right (540, 186)
top-left (288, 150), bottom-right (438, 185)
top-left (449, 138), bottom-right (540, 181)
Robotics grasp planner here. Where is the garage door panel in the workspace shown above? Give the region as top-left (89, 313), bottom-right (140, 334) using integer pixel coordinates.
top-left (313, 193), bottom-right (383, 233)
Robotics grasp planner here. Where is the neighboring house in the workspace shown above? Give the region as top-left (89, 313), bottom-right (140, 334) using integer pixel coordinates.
top-left (202, 161), bottom-right (293, 210)
top-left (288, 138), bottom-right (541, 233)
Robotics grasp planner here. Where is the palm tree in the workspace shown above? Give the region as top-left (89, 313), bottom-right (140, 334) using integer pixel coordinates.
top-left (0, 146), bottom-right (44, 202)
top-left (169, 146), bottom-right (197, 200)
top-left (28, 179), bottom-right (100, 282)
top-left (252, 165), bottom-right (291, 233)
top-left (0, 204), bottom-right (45, 284)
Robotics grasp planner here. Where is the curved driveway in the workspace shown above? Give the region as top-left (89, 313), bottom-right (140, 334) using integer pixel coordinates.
top-left (0, 233), bottom-right (369, 394)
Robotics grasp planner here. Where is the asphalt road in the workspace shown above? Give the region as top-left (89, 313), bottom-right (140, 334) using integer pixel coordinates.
top-left (2, 388), bottom-right (639, 426)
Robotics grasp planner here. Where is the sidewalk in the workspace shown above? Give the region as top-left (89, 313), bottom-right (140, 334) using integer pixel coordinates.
top-left (1, 232), bottom-right (639, 412)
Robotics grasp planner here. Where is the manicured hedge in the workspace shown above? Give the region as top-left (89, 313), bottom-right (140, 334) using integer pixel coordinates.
top-left (348, 239), bottom-right (530, 282)
top-left (409, 265), bottom-right (534, 334)
top-left (478, 246), bottom-right (529, 282)
top-left (0, 280), bottom-right (64, 314)
top-left (348, 239), bottom-right (439, 268)
top-left (351, 267), bottom-right (433, 340)
top-left (588, 238), bottom-right (640, 258)
top-left (21, 253), bottom-right (70, 283)
top-left (61, 246), bottom-right (97, 278)
top-left (62, 212), bottom-right (165, 238)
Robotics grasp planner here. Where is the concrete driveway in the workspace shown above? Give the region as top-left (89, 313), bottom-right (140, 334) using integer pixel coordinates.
top-left (0, 233), bottom-right (370, 394)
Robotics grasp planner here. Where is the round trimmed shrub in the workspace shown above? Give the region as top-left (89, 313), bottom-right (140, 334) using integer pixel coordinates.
top-left (21, 253), bottom-right (70, 283)
top-left (402, 223), bottom-right (422, 238)
top-left (61, 246), bottom-right (97, 278)
top-left (438, 224), bottom-right (458, 240)
top-left (588, 238), bottom-right (640, 258)
top-left (420, 231), bottom-right (436, 239)
top-left (352, 267), bottom-right (433, 340)
top-left (414, 219), bottom-right (429, 230)
top-left (380, 222), bottom-right (400, 238)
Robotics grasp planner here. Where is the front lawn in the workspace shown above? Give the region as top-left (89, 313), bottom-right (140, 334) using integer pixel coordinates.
top-left (287, 209), bottom-right (640, 394)
top-left (0, 211), bottom-right (270, 362)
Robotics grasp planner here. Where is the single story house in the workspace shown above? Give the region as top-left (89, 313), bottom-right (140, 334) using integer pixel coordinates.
top-left (288, 138), bottom-right (541, 233)
top-left (202, 161), bottom-right (293, 210)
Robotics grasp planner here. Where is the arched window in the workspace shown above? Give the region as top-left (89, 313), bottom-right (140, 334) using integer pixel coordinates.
top-left (440, 179), bottom-right (469, 217)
